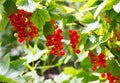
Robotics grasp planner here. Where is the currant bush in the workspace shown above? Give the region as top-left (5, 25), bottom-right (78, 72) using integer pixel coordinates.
top-left (1, 0), bottom-right (120, 83)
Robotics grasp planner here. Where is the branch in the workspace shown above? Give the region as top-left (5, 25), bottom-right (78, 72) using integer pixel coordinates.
top-left (105, 45), bottom-right (120, 61)
top-left (74, 20), bottom-right (85, 27)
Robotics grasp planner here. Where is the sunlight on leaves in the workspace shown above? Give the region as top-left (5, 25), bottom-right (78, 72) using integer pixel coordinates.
top-left (113, 1), bottom-right (120, 13)
top-left (54, 72), bottom-right (71, 83)
top-left (16, 0), bottom-right (39, 12)
top-left (83, 18), bottom-right (100, 32)
top-left (22, 49), bottom-right (48, 63)
top-left (70, 77), bottom-right (83, 83)
top-left (79, 0), bottom-right (97, 12)
top-left (0, 54), bottom-right (10, 75)
top-left (94, 0), bottom-right (107, 19)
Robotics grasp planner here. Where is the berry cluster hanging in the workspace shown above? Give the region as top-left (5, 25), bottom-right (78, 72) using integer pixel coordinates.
top-left (46, 20), bottom-right (65, 56)
top-left (69, 29), bottom-right (81, 54)
top-left (88, 51), bottom-right (106, 71)
top-left (9, 10), bottom-right (38, 43)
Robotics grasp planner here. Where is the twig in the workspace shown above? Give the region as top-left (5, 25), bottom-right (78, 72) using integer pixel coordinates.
top-left (74, 20), bottom-right (85, 27)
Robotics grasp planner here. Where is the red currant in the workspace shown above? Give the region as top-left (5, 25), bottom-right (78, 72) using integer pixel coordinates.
top-left (46, 22), bottom-right (65, 56)
top-left (9, 10), bottom-right (38, 43)
top-left (69, 29), bottom-right (80, 54)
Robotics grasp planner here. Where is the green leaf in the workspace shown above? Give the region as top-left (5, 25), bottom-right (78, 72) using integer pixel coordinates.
top-left (0, 4), bottom-right (4, 13)
top-left (79, 34), bottom-right (88, 46)
top-left (82, 74), bottom-right (98, 83)
top-left (0, 55), bottom-right (25, 82)
top-left (100, 32), bottom-right (111, 43)
top-left (16, 0), bottom-right (38, 12)
top-left (0, 4), bottom-right (8, 32)
top-left (108, 20), bottom-right (117, 32)
top-left (5, 70), bottom-right (25, 83)
top-left (80, 57), bottom-right (92, 69)
top-left (115, 13), bottom-right (120, 23)
top-left (84, 39), bottom-right (93, 51)
top-left (95, 22), bottom-right (110, 35)
top-left (0, 12), bottom-right (8, 31)
top-left (60, 5), bottom-right (75, 13)
top-left (10, 59), bottom-right (25, 73)
top-left (79, 0), bottom-right (97, 11)
top-left (43, 22), bottom-right (54, 37)
top-left (64, 56), bottom-right (72, 64)
top-left (77, 69), bottom-right (98, 82)
top-left (111, 48), bottom-right (120, 57)
top-left (40, 53), bottom-right (48, 61)
top-left (22, 49), bottom-right (48, 63)
top-left (31, 8), bottom-right (50, 30)
top-left (84, 35), bottom-right (96, 51)
top-left (33, 0), bottom-right (40, 2)
top-left (63, 14), bottom-right (76, 25)
top-left (64, 67), bottom-right (78, 76)
top-left (106, 9), bottom-right (118, 19)
top-left (70, 77), bottom-right (83, 83)
top-left (3, 0), bottom-right (17, 16)
top-left (113, 1), bottom-right (120, 13)
top-left (54, 72), bottom-right (71, 83)
top-left (94, 0), bottom-right (107, 19)
top-left (47, 4), bottom-right (62, 20)
top-left (0, 54), bottom-right (10, 75)
top-left (49, 13), bottom-right (61, 20)
top-left (0, 75), bottom-right (17, 83)
top-left (106, 59), bottom-right (120, 77)
top-left (28, 44), bottom-right (36, 55)
top-left (23, 71), bottom-right (43, 83)
top-left (4, 59), bottom-right (26, 83)
top-left (103, 0), bottom-right (119, 11)
top-left (83, 19), bottom-right (100, 32)
top-left (16, 0), bottom-right (29, 6)
top-left (81, 12), bottom-right (94, 23)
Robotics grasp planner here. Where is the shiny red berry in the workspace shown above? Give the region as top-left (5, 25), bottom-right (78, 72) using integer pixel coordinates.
top-left (92, 65), bottom-right (97, 71)
top-left (101, 73), bottom-right (106, 78)
top-left (50, 19), bottom-right (55, 23)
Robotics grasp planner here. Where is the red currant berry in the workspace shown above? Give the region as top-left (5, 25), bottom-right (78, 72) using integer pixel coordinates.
top-left (50, 19), bottom-right (55, 23)
top-left (101, 73), bottom-right (106, 78)
top-left (92, 65), bottom-right (97, 71)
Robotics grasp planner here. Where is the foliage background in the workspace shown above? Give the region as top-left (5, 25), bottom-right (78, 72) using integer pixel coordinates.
top-left (0, 0), bottom-right (120, 83)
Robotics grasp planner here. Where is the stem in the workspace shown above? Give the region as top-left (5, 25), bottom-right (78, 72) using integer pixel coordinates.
top-left (32, 61), bottom-right (34, 68)
top-left (26, 63), bottom-right (33, 71)
top-left (105, 45), bottom-right (120, 63)
top-left (74, 20), bottom-right (85, 27)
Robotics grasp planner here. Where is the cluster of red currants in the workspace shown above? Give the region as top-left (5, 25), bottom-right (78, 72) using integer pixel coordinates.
top-left (46, 20), bottom-right (65, 56)
top-left (88, 51), bottom-right (106, 71)
top-left (8, 10), bottom-right (38, 43)
top-left (69, 30), bottom-right (80, 54)
top-left (101, 72), bottom-right (120, 83)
